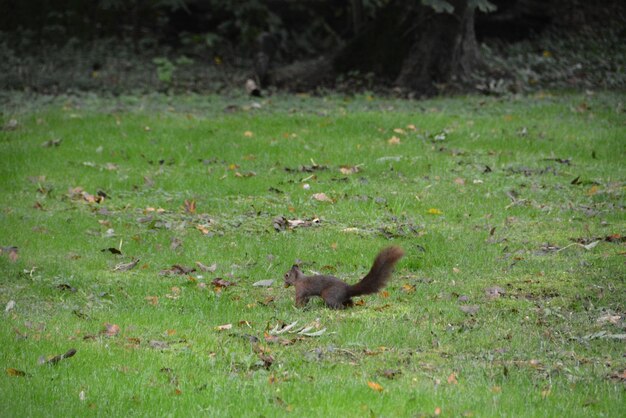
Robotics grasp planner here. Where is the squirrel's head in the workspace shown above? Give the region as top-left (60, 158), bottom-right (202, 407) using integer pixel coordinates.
top-left (283, 265), bottom-right (301, 288)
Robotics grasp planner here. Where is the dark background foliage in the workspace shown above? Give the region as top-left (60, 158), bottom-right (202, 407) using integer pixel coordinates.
top-left (1, 0), bottom-right (624, 94)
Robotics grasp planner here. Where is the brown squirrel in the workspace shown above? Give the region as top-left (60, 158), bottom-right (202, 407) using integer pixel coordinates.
top-left (283, 246), bottom-right (404, 309)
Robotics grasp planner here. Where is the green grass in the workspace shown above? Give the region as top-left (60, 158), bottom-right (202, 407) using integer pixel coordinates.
top-left (1, 91), bottom-right (624, 417)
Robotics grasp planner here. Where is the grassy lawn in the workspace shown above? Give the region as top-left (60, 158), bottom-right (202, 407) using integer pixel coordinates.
top-left (0, 92), bottom-right (624, 417)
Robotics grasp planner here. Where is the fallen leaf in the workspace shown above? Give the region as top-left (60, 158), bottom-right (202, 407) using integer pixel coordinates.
top-left (597, 314), bottom-right (621, 325)
top-left (454, 177), bottom-right (466, 185)
top-left (195, 224), bottom-right (210, 235)
top-left (608, 369), bottom-right (626, 382)
top-left (264, 334), bottom-right (295, 346)
top-left (401, 284), bottom-right (415, 293)
top-left (447, 372), bottom-right (458, 384)
top-left (393, 128), bottom-right (406, 134)
top-left (43, 348), bottom-right (77, 365)
top-left (5, 300), bottom-right (16, 314)
top-left (145, 296), bottom-right (159, 305)
top-left (387, 136), bottom-right (401, 145)
top-left (427, 208), bottom-right (443, 215)
top-left (149, 340), bottom-right (169, 349)
top-left (260, 296), bottom-right (275, 306)
top-left (195, 261), bottom-right (217, 272)
top-left (339, 165), bottom-right (361, 175)
top-left (434, 407), bottom-right (442, 415)
top-left (1, 246), bottom-right (18, 262)
top-left (367, 381), bottom-right (384, 392)
top-left (312, 193), bottom-right (333, 203)
top-left (6, 368), bottom-right (28, 377)
top-left (159, 264), bottom-right (196, 275)
top-left (243, 131), bottom-right (254, 137)
top-left (103, 323), bottom-right (120, 337)
top-left (183, 199), bottom-right (196, 214)
top-left (253, 279), bottom-right (274, 287)
top-left (212, 278), bottom-right (236, 288)
top-left (113, 258), bottom-right (139, 272)
top-left (216, 323), bottom-right (232, 331)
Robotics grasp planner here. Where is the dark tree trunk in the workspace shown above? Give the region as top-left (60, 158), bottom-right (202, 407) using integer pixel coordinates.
top-left (396, 0), bottom-right (482, 94)
top-left (270, 0), bottom-right (483, 96)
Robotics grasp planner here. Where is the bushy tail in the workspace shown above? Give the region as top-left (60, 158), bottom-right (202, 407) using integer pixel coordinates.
top-left (347, 246), bottom-right (404, 297)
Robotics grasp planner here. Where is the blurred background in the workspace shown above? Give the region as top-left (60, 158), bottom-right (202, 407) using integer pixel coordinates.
top-left (1, 0), bottom-right (624, 96)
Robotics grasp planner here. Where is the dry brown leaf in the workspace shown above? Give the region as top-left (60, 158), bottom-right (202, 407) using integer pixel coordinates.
top-left (1, 246), bottom-right (18, 262)
top-left (196, 261), bottom-right (217, 272)
top-left (145, 296), bottom-right (159, 305)
top-left (312, 193), bottom-right (333, 203)
top-left (447, 372), bottom-right (458, 384)
top-left (216, 323), bottom-right (232, 331)
top-left (387, 136), bottom-right (401, 145)
top-left (103, 323), bottom-right (120, 337)
top-left (112, 258), bottom-right (139, 272)
top-left (339, 165), bottom-right (360, 175)
top-left (183, 199), bottom-right (196, 214)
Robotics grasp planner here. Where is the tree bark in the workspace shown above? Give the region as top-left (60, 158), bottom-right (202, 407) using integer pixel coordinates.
top-left (270, 0), bottom-right (483, 96)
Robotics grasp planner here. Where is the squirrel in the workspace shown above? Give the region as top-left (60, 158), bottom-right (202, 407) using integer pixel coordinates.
top-left (283, 246), bottom-right (404, 309)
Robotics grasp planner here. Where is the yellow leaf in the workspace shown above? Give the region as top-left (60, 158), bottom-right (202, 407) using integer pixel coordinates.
top-left (427, 208), bottom-right (443, 215)
top-left (402, 284), bottom-right (415, 293)
top-left (243, 131), bottom-right (254, 137)
top-left (367, 381), bottom-right (384, 392)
